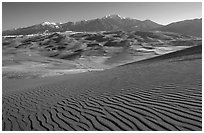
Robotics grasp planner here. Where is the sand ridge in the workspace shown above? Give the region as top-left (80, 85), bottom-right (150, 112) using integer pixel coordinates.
top-left (2, 46), bottom-right (202, 131)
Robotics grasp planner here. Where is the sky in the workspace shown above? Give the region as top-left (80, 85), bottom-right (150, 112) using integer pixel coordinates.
top-left (2, 2), bottom-right (202, 30)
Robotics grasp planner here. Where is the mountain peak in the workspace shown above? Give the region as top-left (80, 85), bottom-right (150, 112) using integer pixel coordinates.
top-left (103, 14), bottom-right (125, 19)
top-left (144, 19), bottom-right (152, 22)
top-left (2, 15), bottom-right (165, 36)
top-left (41, 21), bottom-right (57, 26)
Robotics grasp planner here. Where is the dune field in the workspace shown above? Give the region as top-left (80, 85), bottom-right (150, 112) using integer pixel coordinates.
top-left (2, 45), bottom-right (202, 131)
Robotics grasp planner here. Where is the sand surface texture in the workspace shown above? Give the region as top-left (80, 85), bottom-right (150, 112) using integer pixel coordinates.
top-left (2, 45), bottom-right (202, 131)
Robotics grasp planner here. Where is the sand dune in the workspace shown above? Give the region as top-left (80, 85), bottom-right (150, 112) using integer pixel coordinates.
top-left (2, 45), bottom-right (202, 131)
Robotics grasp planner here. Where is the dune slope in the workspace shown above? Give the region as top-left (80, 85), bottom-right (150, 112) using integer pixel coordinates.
top-left (2, 45), bottom-right (202, 131)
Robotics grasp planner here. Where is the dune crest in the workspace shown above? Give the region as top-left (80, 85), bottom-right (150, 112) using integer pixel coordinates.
top-left (2, 45), bottom-right (202, 131)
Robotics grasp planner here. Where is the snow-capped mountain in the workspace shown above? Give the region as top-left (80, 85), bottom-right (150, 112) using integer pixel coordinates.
top-left (102, 14), bottom-right (126, 19)
top-left (3, 21), bottom-right (61, 35)
top-left (41, 22), bottom-right (60, 28)
top-left (2, 14), bottom-right (162, 36)
top-left (41, 21), bottom-right (57, 26)
top-left (60, 14), bottom-right (162, 32)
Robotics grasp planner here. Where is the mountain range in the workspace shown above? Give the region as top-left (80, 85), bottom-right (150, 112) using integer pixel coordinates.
top-left (157, 18), bottom-right (202, 37)
top-left (2, 14), bottom-right (202, 37)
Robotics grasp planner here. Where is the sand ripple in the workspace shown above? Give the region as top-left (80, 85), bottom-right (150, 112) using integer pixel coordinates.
top-left (2, 48), bottom-right (202, 131)
top-left (2, 80), bottom-right (202, 131)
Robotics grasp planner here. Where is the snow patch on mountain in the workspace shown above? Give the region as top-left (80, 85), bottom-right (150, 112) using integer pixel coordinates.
top-left (103, 14), bottom-right (126, 19)
top-left (41, 22), bottom-right (60, 28)
top-left (41, 22), bottom-right (57, 26)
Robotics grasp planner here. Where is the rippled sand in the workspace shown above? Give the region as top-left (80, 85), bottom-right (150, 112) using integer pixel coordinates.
top-left (2, 45), bottom-right (202, 131)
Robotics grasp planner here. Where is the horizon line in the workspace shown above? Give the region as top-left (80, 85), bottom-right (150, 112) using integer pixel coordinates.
top-left (3, 15), bottom-right (202, 31)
